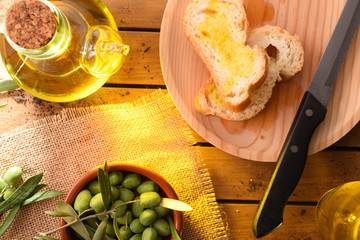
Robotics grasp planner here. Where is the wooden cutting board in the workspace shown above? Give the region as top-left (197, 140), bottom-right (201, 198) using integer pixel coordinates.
top-left (160, 0), bottom-right (360, 162)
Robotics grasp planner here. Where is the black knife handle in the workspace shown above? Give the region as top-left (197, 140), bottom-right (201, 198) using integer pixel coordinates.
top-left (253, 91), bottom-right (327, 237)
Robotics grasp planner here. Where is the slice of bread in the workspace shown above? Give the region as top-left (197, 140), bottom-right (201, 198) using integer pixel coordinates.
top-left (183, 0), bottom-right (268, 112)
top-left (247, 25), bottom-right (304, 81)
top-left (194, 25), bottom-right (304, 121)
top-left (194, 58), bottom-right (279, 121)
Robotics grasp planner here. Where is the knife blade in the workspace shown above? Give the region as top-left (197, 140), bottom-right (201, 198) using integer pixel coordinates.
top-left (252, 0), bottom-right (360, 238)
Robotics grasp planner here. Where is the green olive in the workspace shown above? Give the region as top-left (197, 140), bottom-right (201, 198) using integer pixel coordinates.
top-left (119, 188), bottom-right (135, 202)
top-left (129, 218), bottom-right (146, 233)
top-left (136, 180), bottom-right (159, 194)
top-left (122, 173), bottom-right (142, 189)
top-left (153, 206), bottom-right (169, 218)
top-left (153, 219), bottom-right (170, 237)
top-left (3, 187), bottom-right (16, 200)
top-left (140, 192), bottom-right (161, 208)
top-left (129, 233), bottom-right (142, 240)
top-left (111, 186), bottom-right (120, 200)
top-left (89, 193), bottom-right (105, 213)
top-left (139, 209), bottom-right (158, 226)
top-left (87, 180), bottom-right (100, 195)
top-left (110, 200), bottom-right (127, 218)
top-left (119, 225), bottom-right (132, 240)
top-left (4, 167), bottom-right (22, 186)
top-left (109, 171), bottom-right (123, 185)
top-left (106, 221), bottom-right (116, 237)
top-left (74, 189), bottom-right (92, 212)
top-left (132, 196), bottom-right (144, 217)
top-left (117, 210), bottom-right (133, 225)
top-left (142, 227), bottom-right (158, 240)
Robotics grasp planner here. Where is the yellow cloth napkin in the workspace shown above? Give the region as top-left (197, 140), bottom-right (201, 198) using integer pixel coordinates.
top-left (0, 90), bottom-right (229, 239)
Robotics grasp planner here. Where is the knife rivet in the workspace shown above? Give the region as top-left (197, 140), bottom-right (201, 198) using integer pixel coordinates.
top-left (305, 109), bottom-right (313, 117)
top-left (291, 145), bottom-right (299, 153)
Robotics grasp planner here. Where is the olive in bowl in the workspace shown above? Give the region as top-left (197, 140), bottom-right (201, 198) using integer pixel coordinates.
top-left (60, 162), bottom-right (183, 240)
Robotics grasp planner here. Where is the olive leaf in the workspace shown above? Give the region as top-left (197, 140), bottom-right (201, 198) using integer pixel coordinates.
top-left (0, 204), bottom-right (20, 237)
top-left (0, 104), bottom-right (7, 109)
top-left (0, 79), bottom-right (19, 92)
top-left (45, 211), bottom-right (77, 218)
top-left (34, 237), bottom-right (61, 240)
top-left (98, 163), bottom-right (111, 210)
top-left (28, 184), bottom-right (48, 196)
top-left (57, 200), bottom-right (91, 240)
top-left (166, 214), bottom-right (182, 240)
top-left (0, 172), bottom-right (43, 215)
top-left (113, 211), bottom-right (124, 240)
top-left (84, 223), bottom-right (96, 238)
top-left (84, 223), bottom-right (116, 240)
top-left (22, 191), bottom-right (63, 206)
top-left (92, 216), bottom-right (108, 240)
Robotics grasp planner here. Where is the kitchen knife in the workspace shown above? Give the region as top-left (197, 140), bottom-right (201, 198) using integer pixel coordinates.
top-left (252, 0), bottom-right (360, 238)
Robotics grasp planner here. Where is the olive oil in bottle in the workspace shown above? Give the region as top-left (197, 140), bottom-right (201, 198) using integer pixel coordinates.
top-left (0, 0), bottom-right (129, 102)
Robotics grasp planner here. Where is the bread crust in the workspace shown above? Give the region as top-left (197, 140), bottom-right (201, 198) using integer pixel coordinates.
top-left (247, 25), bottom-right (304, 81)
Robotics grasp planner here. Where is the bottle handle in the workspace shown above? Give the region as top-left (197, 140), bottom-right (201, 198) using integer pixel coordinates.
top-left (98, 41), bottom-right (130, 56)
top-left (82, 25), bottom-right (130, 77)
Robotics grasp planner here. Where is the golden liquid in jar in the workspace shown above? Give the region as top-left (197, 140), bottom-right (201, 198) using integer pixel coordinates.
top-left (316, 182), bottom-right (360, 240)
top-left (0, 0), bottom-right (124, 102)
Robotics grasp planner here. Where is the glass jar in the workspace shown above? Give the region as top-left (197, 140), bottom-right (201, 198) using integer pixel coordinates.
top-left (316, 181), bottom-right (360, 240)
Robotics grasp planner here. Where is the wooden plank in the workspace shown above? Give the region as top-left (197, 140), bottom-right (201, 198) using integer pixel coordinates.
top-left (1, 85), bottom-right (359, 148)
top-left (102, 0), bottom-right (167, 29)
top-left (112, 31), bottom-right (164, 85)
top-left (202, 147), bottom-right (360, 202)
top-left (220, 203), bottom-right (320, 240)
top-left (0, 88), bottom-right (164, 134)
top-left (1, 86), bottom-right (359, 147)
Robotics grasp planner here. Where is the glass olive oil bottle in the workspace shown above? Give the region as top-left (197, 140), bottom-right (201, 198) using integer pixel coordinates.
top-left (0, 0), bottom-right (129, 102)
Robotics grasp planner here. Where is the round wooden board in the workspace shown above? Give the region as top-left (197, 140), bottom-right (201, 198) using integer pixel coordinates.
top-left (160, 0), bottom-right (360, 162)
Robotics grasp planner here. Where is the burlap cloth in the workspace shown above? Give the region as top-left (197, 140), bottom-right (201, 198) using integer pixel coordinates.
top-left (0, 90), bottom-right (229, 240)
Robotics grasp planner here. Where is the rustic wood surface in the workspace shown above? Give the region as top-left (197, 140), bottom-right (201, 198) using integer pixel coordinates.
top-left (0, 0), bottom-right (359, 239)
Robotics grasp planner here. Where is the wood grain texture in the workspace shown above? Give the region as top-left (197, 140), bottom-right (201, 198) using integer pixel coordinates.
top-left (0, 88), bottom-right (164, 134)
top-left (102, 0), bottom-right (167, 29)
top-left (110, 31), bottom-right (164, 85)
top-left (220, 203), bottom-right (320, 240)
top-left (160, 0), bottom-right (360, 161)
top-left (201, 147), bottom-right (360, 202)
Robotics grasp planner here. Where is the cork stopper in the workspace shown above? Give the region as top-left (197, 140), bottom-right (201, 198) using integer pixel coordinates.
top-left (5, 0), bottom-right (57, 49)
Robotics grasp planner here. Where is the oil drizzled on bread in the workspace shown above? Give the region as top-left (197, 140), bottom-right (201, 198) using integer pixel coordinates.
top-left (194, 25), bottom-right (304, 121)
top-left (183, 0), bottom-right (268, 112)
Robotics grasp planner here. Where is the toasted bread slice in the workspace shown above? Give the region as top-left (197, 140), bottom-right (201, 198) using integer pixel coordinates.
top-left (247, 25), bottom-right (304, 81)
top-left (183, 0), bottom-right (268, 112)
top-left (194, 25), bottom-right (304, 121)
top-left (194, 58), bottom-right (279, 121)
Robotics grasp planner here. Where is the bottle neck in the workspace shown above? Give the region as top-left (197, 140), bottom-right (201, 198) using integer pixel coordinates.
top-left (4, 0), bottom-right (71, 60)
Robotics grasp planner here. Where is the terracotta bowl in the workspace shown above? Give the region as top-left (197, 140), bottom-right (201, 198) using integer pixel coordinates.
top-left (60, 162), bottom-right (183, 240)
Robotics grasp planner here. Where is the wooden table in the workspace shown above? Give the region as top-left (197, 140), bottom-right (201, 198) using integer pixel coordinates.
top-left (0, 0), bottom-right (360, 239)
